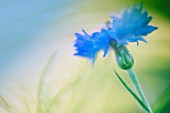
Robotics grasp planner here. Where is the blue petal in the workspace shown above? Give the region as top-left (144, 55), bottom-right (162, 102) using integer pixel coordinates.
top-left (111, 16), bottom-right (121, 31)
top-left (108, 30), bottom-right (119, 41)
top-left (117, 40), bottom-right (122, 47)
top-left (108, 3), bottom-right (158, 45)
top-left (74, 29), bottom-right (110, 63)
top-left (136, 36), bottom-right (147, 43)
top-left (82, 29), bottom-right (90, 36)
top-left (143, 25), bottom-right (158, 35)
top-left (124, 35), bottom-right (138, 42)
top-left (74, 30), bottom-right (97, 60)
top-left (103, 45), bottom-right (109, 57)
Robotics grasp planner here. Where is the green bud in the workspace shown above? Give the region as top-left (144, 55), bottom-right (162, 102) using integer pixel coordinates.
top-left (111, 43), bottom-right (134, 70)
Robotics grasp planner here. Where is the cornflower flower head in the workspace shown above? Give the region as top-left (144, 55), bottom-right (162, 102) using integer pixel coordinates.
top-left (74, 3), bottom-right (157, 64)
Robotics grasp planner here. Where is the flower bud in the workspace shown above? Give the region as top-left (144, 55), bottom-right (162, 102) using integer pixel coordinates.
top-left (111, 43), bottom-right (134, 70)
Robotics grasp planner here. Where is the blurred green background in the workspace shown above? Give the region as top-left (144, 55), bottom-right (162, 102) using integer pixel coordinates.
top-left (0, 0), bottom-right (170, 113)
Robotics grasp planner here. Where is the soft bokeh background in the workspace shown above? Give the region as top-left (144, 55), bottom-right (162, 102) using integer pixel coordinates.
top-left (0, 0), bottom-right (170, 113)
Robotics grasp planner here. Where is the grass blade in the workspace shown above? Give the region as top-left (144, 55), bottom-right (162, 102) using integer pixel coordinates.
top-left (37, 51), bottom-right (57, 113)
top-left (0, 95), bottom-right (14, 113)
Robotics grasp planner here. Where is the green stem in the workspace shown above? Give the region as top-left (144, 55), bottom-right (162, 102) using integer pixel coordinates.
top-left (127, 68), bottom-right (153, 113)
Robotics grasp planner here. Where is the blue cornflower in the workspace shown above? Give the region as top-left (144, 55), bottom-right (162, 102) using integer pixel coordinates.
top-left (74, 3), bottom-right (157, 63)
top-left (74, 4), bottom-right (157, 112)
top-left (108, 3), bottom-right (158, 46)
top-left (74, 29), bottom-right (110, 63)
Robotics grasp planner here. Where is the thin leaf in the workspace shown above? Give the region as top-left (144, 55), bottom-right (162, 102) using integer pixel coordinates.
top-left (0, 95), bottom-right (14, 113)
top-left (113, 69), bottom-right (149, 112)
top-left (37, 51), bottom-right (57, 113)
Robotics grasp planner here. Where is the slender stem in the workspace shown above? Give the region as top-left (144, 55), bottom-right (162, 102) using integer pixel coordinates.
top-left (127, 68), bottom-right (153, 113)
